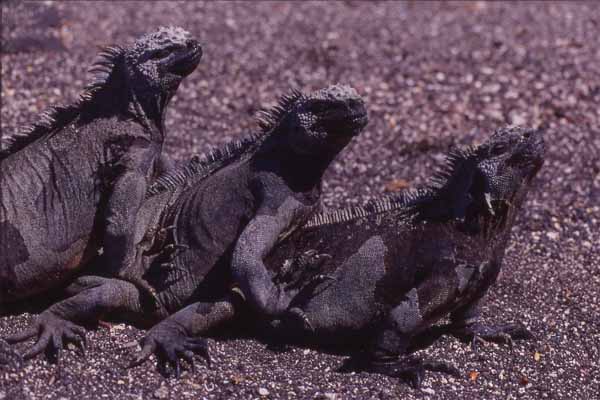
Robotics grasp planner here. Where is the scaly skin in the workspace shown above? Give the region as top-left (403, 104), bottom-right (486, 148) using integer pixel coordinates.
top-left (267, 126), bottom-right (545, 387)
top-left (0, 26), bottom-right (201, 308)
top-left (130, 126), bottom-right (544, 384)
top-left (4, 85), bottom-right (369, 365)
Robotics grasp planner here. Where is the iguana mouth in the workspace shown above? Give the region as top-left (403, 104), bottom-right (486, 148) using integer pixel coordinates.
top-left (321, 94), bottom-right (368, 129)
top-left (323, 111), bottom-right (368, 136)
top-left (167, 46), bottom-right (202, 77)
top-left (350, 114), bottom-right (369, 129)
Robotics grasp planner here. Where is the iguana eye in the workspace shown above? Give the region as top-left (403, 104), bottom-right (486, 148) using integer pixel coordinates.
top-left (309, 101), bottom-right (331, 113)
top-left (150, 48), bottom-right (171, 60)
top-left (490, 143), bottom-right (506, 156)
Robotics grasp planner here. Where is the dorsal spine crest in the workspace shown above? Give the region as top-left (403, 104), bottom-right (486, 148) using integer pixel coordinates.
top-left (146, 89), bottom-right (306, 196)
top-left (0, 45), bottom-right (125, 159)
top-left (304, 144), bottom-right (478, 229)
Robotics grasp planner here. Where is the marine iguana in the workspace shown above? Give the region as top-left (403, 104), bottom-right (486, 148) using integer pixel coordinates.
top-left (0, 27), bottom-right (201, 309)
top-left (3, 85), bottom-right (369, 361)
top-left (125, 126), bottom-right (545, 384)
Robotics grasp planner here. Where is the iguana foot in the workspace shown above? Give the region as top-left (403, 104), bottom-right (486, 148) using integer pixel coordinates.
top-left (450, 322), bottom-right (534, 351)
top-left (340, 354), bottom-right (460, 389)
top-left (127, 322), bottom-right (210, 378)
top-left (4, 312), bottom-right (86, 362)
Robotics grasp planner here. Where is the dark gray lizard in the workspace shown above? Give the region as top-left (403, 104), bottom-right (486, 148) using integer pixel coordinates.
top-left (118, 126), bottom-right (545, 384)
top-left (264, 126), bottom-right (545, 387)
top-left (0, 27), bottom-right (201, 310)
top-left (3, 85), bottom-right (369, 361)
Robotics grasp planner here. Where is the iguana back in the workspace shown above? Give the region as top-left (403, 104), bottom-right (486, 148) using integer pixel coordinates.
top-left (0, 27), bottom-right (201, 305)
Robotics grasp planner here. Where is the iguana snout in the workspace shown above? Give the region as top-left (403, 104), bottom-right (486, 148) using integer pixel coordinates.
top-left (163, 39), bottom-right (202, 77)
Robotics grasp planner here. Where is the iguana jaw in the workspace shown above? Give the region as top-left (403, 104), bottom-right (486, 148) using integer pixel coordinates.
top-left (319, 106), bottom-right (369, 139)
top-left (163, 42), bottom-right (202, 77)
top-left (469, 127), bottom-right (544, 227)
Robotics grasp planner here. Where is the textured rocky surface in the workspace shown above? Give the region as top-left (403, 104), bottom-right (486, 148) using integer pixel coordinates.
top-left (1, 1), bottom-right (599, 399)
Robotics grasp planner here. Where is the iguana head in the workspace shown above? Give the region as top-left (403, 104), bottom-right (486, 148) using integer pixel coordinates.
top-left (471, 126), bottom-right (544, 219)
top-left (124, 26), bottom-right (202, 98)
top-left (437, 126), bottom-right (545, 233)
top-left (0, 27), bottom-right (201, 160)
top-left (260, 85), bottom-right (368, 156)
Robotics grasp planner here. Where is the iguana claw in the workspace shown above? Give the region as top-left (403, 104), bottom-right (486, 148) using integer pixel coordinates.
top-left (4, 312), bottom-right (87, 362)
top-left (283, 307), bottom-right (314, 333)
top-left (340, 354), bottom-right (460, 389)
top-left (127, 323), bottom-right (210, 378)
top-left (450, 322), bottom-right (534, 352)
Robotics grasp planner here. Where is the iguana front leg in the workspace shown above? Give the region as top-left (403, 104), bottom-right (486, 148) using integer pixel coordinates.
top-left (344, 286), bottom-right (461, 388)
top-left (231, 196), bottom-right (303, 317)
top-left (3, 276), bottom-right (148, 360)
top-left (447, 301), bottom-right (534, 351)
top-left (104, 143), bottom-right (159, 300)
top-left (128, 294), bottom-right (240, 377)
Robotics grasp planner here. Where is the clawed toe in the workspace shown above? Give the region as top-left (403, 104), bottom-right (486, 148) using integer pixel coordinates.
top-left (470, 335), bottom-right (486, 352)
top-left (422, 359), bottom-right (461, 378)
top-left (5, 315), bottom-right (87, 362)
top-left (454, 322), bottom-right (534, 352)
top-left (340, 354), bottom-right (460, 389)
top-left (284, 307), bottom-right (314, 332)
top-left (184, 337), bottom-right (211, 367)
top-left (127, 341), bottom-right (155, 369)
top-left (502, 323), bottom-right (535, 340)
top-left (179, 350), bottom-right (196, 373)
top-left (128, 334), bottom-right (211, 378)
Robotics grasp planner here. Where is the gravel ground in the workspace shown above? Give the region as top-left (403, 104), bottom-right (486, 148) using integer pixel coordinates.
top-left (1, 1), bottom-right (599, 399)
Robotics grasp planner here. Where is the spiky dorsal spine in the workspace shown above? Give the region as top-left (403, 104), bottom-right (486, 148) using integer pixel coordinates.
top-left (0, 45), bottom-right (125, 160)
top-left (304, 191), bottom-right (416, 228)
top-left (256, 89), bottom-right (303, 132)
top-left (146, 88), bottom-right (306, 196)
top-left (146, 132), bottom-right (264, 197)
top-left (427, 146), bottom-right (477, 191)
top-left (304, 145), bottom-right (478, 229)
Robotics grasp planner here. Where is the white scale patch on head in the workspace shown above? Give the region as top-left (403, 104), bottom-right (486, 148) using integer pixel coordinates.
top-left (132, 26), bottom-right (191, 52)
top-left (313, 84), bottom-right (359, 101)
